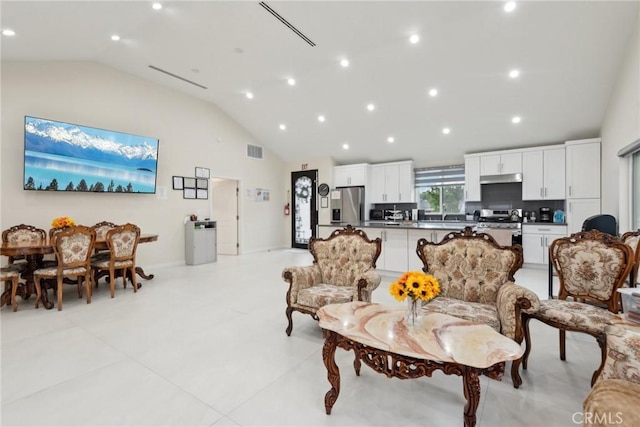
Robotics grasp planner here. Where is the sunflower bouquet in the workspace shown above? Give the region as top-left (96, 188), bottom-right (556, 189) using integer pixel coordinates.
top-left (389, 271), bottom-right (441, 303)
top-left (51, 216), bottom-right (76, 228)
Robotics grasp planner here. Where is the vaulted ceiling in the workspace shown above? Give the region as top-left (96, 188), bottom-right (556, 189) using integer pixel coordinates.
top-left (1, 1), bottom-right (638, 166)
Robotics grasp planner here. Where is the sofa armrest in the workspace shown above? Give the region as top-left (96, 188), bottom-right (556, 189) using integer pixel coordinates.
top-left (599, 324), bottom-right (640, 382)
top-left (496, 282), bottom-right (541, 342)
top-left (354, 269), bottom-right (382, 302)
top-left (282, 265), bottom-right (322, 304)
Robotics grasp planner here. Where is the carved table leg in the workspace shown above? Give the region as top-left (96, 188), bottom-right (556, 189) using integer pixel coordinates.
top-left (135, 266), bottom-right (154, 280)
top-left (461, 367), bottom-right (481, 427)
top-left (322, 331), bottom-right (341, 415)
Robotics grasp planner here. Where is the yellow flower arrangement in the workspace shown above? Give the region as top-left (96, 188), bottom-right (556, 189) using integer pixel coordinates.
top-left (51, 216), bottom-right (76, 228)
top-left (389, 271), bottom-right (441, 303)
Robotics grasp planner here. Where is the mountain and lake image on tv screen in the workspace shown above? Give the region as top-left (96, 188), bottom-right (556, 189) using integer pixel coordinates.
top-left (23, 116), bottom-right (159, 193)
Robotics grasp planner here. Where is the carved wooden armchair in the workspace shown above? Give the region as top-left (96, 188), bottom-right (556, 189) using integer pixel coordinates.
top-left (518, 230), bottom-right (633, 386)
top-left (416, 226), bottom-right (540, 387)
top-left (583, 323), bottom-right (640, 426)
top-left (282, 225), bottom-right (382, 336)
top-left (621, 229), bottom-right (640, 287)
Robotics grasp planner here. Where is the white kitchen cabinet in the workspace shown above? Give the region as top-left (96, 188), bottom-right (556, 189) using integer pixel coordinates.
top-left (333, 164), bottom-right (368, 187)
top-left (566, 139), bottom-right (601, 199)
top-left (522, 225), bottom-right (567, 265)
top-left (369, 161), bottom-right (414, 203)
top-left (365, 227), bottom-right (408, 271)
top-left (480, 151), bottom-right (522, 175)
top-left (317, 226), bottom-right (341, 239)
top-left (522, 147), bottom-right (565, 200)
top-left (566, 198), bottom-right (601, 234)
top-left (464, 156), bottom-right (481, 202)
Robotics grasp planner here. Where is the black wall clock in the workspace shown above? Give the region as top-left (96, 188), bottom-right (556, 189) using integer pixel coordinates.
top-left (318, 183), bottom-right (330, 196)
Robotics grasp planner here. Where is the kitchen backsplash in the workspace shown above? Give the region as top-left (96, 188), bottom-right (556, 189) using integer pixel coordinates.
top-left (465, 182), bottom-right (565, 217)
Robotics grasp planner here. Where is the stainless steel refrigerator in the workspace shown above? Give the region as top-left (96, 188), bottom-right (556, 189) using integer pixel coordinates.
top-left (330, 186), bottom-right (364, 224)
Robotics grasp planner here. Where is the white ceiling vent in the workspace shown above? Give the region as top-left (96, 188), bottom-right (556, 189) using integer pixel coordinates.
top-left (247, 144), bottom-right (264, 159)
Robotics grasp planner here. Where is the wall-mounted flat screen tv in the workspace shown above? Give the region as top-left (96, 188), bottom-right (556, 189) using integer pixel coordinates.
top-left (24, 116), bottom-right (159, 193)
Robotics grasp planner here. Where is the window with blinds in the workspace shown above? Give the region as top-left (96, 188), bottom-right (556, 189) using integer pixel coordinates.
top-left (414, 165), bottom-right (465, 214)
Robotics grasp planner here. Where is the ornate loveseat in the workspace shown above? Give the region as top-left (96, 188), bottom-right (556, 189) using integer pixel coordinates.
top-left (282, 225), bottom-right (382, 336)
top-left (416, 226), bottom-right (540, 387)
top-left (583, 323), bottom-right (640, 426)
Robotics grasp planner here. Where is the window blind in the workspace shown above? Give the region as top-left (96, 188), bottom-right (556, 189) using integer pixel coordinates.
top-left (414, 164), bottom-right (465, 187)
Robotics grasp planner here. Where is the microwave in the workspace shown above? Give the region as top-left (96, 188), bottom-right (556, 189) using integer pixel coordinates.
top-left (370, 209), bottom-right (384, 221)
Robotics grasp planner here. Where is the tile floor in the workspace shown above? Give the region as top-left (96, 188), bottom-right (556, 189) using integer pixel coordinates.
top-left (1, 249), bottom-right (599, 426)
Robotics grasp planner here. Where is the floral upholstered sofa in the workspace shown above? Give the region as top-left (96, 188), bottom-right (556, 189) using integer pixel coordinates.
top-left (282, 225), bottom-right (382, 336)
top-left (416, 226), bottom-right (540, 387)
top-left (583, 323), bottom-right (640, 426)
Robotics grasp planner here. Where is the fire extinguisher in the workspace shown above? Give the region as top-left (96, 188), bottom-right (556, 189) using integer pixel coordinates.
top-left (284, 203), bottom-right (290, 216)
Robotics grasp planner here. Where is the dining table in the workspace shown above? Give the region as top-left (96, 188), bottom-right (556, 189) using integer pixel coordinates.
top-left (1, 234), bottom-right (158, 310)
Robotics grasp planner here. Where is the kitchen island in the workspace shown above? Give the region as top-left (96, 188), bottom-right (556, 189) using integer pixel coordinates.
top-left (318, 221), bottom-right (475, 272)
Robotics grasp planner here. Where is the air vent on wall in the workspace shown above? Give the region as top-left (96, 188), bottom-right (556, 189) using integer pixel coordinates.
top-left (247, 144), bottom-right (264, 159)
top-left (259, 2), bottom-right (316, 47)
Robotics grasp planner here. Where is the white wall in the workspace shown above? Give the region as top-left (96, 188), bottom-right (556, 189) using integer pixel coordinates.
top-left (0, 61), bottom-right (288, 266)
top-left (600, 9), bottom-right (640, 231)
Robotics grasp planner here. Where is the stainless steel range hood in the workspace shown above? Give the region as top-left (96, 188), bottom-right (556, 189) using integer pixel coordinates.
top-left (479, 173), bottom-right (523, 184)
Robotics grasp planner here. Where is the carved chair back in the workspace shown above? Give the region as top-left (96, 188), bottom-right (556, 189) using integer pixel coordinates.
top-left (51, 226), bottom-right (96, 271)
top-left (550, 229), bottom-right (633, 312)
top-left (105, 223), bottom-right (140, 263)
top-left (2, 224), bottom-right (47, 264)
top-left (309, 225), bottom-right (381, 287)
top-left (416, 226), bottom-right (523, 305)
top-left (91, 221), bottom-right (118, 241)
top-left (621, 229), bottom-right (640, 286)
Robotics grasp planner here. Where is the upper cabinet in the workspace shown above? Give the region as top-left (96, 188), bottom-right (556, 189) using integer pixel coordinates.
top-left (566, 139), bottom-right (601, 199)
top-left (480, 151), bottom-right (522, 175)
top-left (464, 156), bottom-right (481, 202)
top-left (522, 146), bottom-right (565, 200)
top-left (370, 161), bottom-right (414, 203)
top-left (333, 163), bottom-right (368, 187)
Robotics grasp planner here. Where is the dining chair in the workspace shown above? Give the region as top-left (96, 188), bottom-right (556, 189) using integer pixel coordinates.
top-left (2, 224), bottom-right (47, 271)
top-left (517, 229), bottom-right (633, 385)
top-left (1, 266), bottom-right (21, 312)
top-left (90, 221), bottom-right (117, 255)
top-left (621, 229), bottom-right (640, 287)
top-left (91, 223), bottom-right (141, 298)
top-left (34, 225), bottom-right (96, 311)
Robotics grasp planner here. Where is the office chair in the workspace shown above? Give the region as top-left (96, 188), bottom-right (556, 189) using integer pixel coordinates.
top-left (582, 214), bottom-right (618, 237)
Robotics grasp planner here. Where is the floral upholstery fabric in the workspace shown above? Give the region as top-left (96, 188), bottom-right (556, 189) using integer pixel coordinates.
top-left (312, 235), bottom-right (379, 287)
top-left (33, 266), bottom-right (87, 277)
top-left (0, 267), bottom-right (20, 279)
top-left (92, 259), bottom-right (134, 269)
top-left (297, 284), bottom-right (354, 308)
top-left (5, 229), bottom-right (43, 243)
top-left (421, 297), bottom-right (501, 332)
top-left (496, 283), bottom-right (541, 340)
top-left (583, 325), bottom-right (640, 426)
top-left (554, 239), bottom-right (627, 301)
top-left (93, 225), bottom-right (115, 241)
top-left (534, 299), bottom-right (621, 335)
top-left (110, 230), bottom-right (137, 258)
top-left (58, 233), bottom-right (92, 264)
top-left (420, 238), bottom-right (518, 305)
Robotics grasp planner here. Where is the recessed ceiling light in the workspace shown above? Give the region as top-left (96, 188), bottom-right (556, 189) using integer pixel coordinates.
top-left (245, 92), bottom-right (254, 99)
top-left (512, 116), bottom-right (522, 124)
top-left (366, 104), bottom-right (375, 111)
top-left (318, 115), bottom-right (326, 122)
top-left (442, 128), bottom-right (451, 134)
top-left (152, 3), bottom-right (163, 10)
top-left (111, 35), bottom-right (120, 41)
top-left (387, 137), bottom-right (395, 143)
top-left (287, 78), bottom-right (296, 86)
top-left (428, 88), bottom-right (438, 97)
top-left (340, 59), bottom-right (349, 67)
top-left (279, 124), bottom-right (286, 130)
top-left (342, 143), bottom-right (349, 150)
top-left (2, 29), bottom-right (16, 37)
top-left (504, 2), bottom-right (517, 13)
top-left (509, 69), bottom-right (520, 78)
top-left (409, 34), bottom-right (420, 44)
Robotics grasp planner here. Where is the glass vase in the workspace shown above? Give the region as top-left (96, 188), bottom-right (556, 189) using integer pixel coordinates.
top-left (405, 298), bottom-right (422, 327)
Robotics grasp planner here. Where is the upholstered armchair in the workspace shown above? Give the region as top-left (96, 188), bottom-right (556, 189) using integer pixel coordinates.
top-left (416, 226), bottom-right (540, 387)
top-left (282, 225), bottom-right (382, 336)
top-left (583, 324), bottom-right (640, 426)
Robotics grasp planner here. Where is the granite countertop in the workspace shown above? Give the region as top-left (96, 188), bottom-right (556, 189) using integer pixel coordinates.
top-left (321, 221), bottom-right (477, 230)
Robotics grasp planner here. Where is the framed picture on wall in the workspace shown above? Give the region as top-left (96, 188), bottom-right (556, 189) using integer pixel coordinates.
top-left (195, 167), bottom-right (210, 179)
top-left (183, 188), bottom-right (196, 199)
top-left (183, 177), bottom-right (196, 189)
top-left (196, 189), bottom-right (208, 199)
top-left (172, 176), bottom-right (183, 190)
top-left (196, 178), bottom-right (208, 189)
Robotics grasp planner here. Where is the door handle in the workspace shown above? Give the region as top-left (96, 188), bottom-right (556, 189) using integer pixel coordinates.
top-left (540, 188), bottom-right (543, 198)
top-left (540, 236), bottom-right (543, 246)
top-left (544, 187), bottom-right (547, 197)
top-left (569, 185), bottom-right (572, 196)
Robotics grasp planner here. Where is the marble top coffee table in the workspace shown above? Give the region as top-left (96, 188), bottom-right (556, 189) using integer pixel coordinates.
top-left (317, 301), bottom-right (524, 427)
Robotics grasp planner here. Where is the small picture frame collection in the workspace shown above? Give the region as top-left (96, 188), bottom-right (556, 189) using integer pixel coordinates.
top-left (173, 167), bottom-right (210, 199)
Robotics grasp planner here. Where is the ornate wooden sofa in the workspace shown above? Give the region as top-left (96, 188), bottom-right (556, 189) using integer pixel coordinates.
top-left (282, 225), bottom-right (382, 336)
top-left (416, 226), bottom-right (540, 387)
top-left (583, 323), bottom-right (640, 426)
